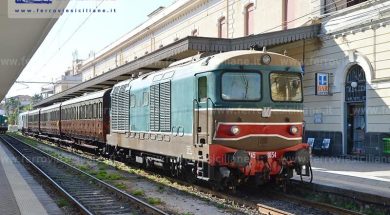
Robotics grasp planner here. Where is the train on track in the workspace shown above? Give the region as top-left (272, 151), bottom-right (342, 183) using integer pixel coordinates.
top-left (18, 50), bottom-right (311, 189)
top-left (0, 114), bottom-right (8, 134)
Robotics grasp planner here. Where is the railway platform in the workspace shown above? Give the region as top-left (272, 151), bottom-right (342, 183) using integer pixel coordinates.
top-left (0, 141), bottom-right (63, 215)
top-left (295, 156), bottom-right (390, 199)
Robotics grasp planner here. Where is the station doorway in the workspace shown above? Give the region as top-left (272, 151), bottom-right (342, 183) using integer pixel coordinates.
top-left (345, 65), bottom-right (366, 155)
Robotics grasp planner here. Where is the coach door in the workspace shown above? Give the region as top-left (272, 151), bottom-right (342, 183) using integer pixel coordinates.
top-left (194, 75), bottom-right (209, 146)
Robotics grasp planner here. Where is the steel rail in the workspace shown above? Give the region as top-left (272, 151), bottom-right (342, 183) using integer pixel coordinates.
top-left (13, 133), bottom-right (366, 215)
top-left (0, 134), bottom-right (168, 215)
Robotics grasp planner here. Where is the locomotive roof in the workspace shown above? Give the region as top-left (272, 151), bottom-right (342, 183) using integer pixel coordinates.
top-left (112, 50), bottom-right (302, 90)
top-left (203, 50), bottom-right (301, 68)
top-left (61, 89), bottom-right (110, 106)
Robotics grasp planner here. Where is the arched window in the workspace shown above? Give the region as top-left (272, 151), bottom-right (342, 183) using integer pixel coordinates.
top-left (345, 65), bottom-right (366, 102)
top-left (218, 17), bottom-right (227, 38)
top-left (245, 3), bottom-right (254, 36)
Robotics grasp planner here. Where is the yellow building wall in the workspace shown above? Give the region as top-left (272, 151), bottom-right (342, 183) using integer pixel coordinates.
top-left (80, 0), bottom-right (315, 81)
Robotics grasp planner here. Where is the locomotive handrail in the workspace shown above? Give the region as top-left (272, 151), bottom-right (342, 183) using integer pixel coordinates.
top-left (207, 97), bottom-right (215, 106)
top-left (171, 126), bottom-right (177, 136)
top-left (205, 98), bottom-right (209, 143)
top-left (193, 99), bottom-right (200, 145)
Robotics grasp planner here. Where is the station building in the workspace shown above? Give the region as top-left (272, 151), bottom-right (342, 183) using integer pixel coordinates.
top-left (40, 0), bottom-right (390, 158)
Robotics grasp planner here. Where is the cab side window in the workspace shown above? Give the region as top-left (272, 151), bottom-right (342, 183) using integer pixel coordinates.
top-left (198, 77), bottom-right (207, 102)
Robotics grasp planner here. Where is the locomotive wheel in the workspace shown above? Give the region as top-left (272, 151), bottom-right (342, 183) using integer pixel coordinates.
top-left (184, 166), bottom-right (196, 184)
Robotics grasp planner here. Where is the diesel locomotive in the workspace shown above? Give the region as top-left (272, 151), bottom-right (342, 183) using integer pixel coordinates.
top-left (19, 50), bottom-right (311, 189)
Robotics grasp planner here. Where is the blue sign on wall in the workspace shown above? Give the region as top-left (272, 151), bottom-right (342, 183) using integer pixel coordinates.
top-left (316, 73), bottom-right (329, 96)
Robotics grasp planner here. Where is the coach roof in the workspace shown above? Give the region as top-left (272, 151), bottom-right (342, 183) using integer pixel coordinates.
top-left (61, 89), bottom-right (111, 106)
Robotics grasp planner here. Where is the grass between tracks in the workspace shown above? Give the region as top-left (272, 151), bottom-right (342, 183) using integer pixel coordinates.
top-left (7, 132), bottom-right (390, 215)
top-left (7, 133), bottom-right (252, 214)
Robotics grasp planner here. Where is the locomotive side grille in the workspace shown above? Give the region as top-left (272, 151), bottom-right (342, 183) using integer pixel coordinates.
top-left (160, 81), bottom-right (171, 132)
top-left (150, 81), bottom-right (171, 132)
top-left (111, 87), bottom-right (119, 131)
top-left (111, 85), bottom-right (130, 132)
top-left (150, 84), bottom-right (160, 132)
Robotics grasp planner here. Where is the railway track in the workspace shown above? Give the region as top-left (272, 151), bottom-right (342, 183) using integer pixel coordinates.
top-left (186, 180), bottom-right (362, 215)
top-left (9, 133), bottom-right (365, 215)
top-left (0, 134), bottom-right (168, 215)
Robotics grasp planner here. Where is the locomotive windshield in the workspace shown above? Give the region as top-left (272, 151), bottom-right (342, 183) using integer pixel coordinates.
top-left (270, 72), bottom-right (302, 102)
top-left (221, 72), bottom-right (261, 101)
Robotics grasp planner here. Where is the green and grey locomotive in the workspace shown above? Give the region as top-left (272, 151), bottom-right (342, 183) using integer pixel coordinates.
top-left (20, 50), bottom-right (311, 188)
top-left (106, 50), bottom-right (311, 188)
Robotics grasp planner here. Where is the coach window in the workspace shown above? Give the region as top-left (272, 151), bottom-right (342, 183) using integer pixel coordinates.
top-left (85, 105), bottom-right (88, 119)
top-left (82, 105), bottom-right (85, 119)
top-left (90, 104), bottom-right (93, 119)
top-left (86, 105), bottom-right (88, 119)
top-left (198, 76), bottom-right (207, 102)
top-left (87, 104), bottom-right (90, 119)
top-left (93, 104), bottom-right (95, 119)
top-left (99, 102), bottom-right (103, 119)
top-left (96, 103), bottom-right (98, 118)
top-left (80, 106), bottom-right (82, 119)
top-left (85, 105), bottom-right (89, 119)
top-left (89, 104), bottom-right (92, 119)
top-left (92, 103), bottom-right (95, 119)
top-left (93, 103), bottom-right (96, 119)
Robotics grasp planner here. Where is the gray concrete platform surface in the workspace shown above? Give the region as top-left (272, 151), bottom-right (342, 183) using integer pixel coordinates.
top-left (295, 156), bottom-right (390, 199)
top-left (0, 141), bottom-right (63, 215)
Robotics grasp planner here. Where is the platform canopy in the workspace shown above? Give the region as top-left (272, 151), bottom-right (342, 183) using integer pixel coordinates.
top-left (34, 24), bottom-right (320, 108)
top-left (0, 1), bottom-right (68, 101)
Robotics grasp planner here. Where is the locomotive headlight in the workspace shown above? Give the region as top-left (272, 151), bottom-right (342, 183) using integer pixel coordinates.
top-left (261, 54), bottom-right (271, 65)
top-left (230, 126), bottom-right (240, 136)
top-left (289, 125), bottom-right (299, 135)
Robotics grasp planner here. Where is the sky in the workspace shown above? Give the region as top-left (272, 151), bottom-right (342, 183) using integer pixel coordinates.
top-left (6, 0), bottom-right (174, 98)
